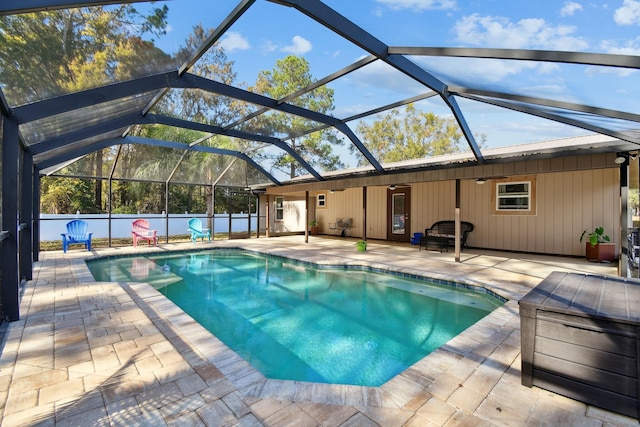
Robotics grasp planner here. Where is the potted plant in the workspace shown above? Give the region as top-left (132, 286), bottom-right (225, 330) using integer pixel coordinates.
top-left (356, 240), bottom-right (367, 252)
top-left (309, 219), bottom-right (319, 235)
top-left (580, 227), bottom-right (615, 263)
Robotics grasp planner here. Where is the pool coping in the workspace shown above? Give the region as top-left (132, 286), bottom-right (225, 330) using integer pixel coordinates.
top-left (73, 245), bottom-right (519, 409)
top-left (86, 246), bottom-right (510, 303)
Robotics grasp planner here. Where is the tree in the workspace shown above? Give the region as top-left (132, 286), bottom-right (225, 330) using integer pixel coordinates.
top-left (0, 5), bottom-right (170, 103)
top-left (159, 24), bottom-right (240, 126)
top-left (249, 55), bottom-right (344, 178)
top-left (1, 5), bottom-right (170, 213)
top-left (40, 177), bottom-right (97, 214)
top-left (136, 26), bottom-right (247, 218)
top-left (354, 104), bottom-right (477, 165)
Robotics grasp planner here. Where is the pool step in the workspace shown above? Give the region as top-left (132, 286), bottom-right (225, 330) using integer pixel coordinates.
top-left (119, 258), bottom-right (183, 290)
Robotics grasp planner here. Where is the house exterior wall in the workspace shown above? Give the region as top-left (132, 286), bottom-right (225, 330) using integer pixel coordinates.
top-left (459, 168), bottom-right (619, 256)
top-left (267, 153), bottom-right (621, 257)
top-left (269, 195), bottom-right (307, 233)
top-left (314, 189), bottom-right (364, 237)
top-left (364, 186), bottom-right (386, 240)
top-left (411, 168), bottom-right (619, 256)
top-left (410, 180), bottom-right (457, 239)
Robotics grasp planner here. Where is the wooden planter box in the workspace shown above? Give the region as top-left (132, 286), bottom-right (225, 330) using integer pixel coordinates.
top-left (585, 242), bottom-right (615, 263)
top-left (519, 272), bottom-right (640, 419)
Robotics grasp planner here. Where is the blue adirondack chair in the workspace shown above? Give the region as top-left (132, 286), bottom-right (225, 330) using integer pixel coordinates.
top-left (61, 219), bottom-right (93, 253)
top-left (188, 218), bottom-right (211, 243)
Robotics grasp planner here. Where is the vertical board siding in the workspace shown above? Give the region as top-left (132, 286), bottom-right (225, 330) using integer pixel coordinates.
top-left (366, 186), bottom-right (387, 239)
top-left (542, 174), bottom-right (556, 254)
top-left (552, 174), bottom-right (565, 253)
top-left (568, 172), bottom-right (583, 255)
top-left (317, 188), bottom-right (364, 237)
top-left (411, 181), bottom-right (456, 235)
top-left (460, 169), bottom-right (619, 256)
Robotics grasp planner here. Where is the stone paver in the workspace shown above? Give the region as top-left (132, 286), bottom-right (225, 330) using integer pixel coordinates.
top-left (416, 397), bottom-right (457, 425)
top-left (446, 386), bottom-right (485, 414)
top-left (0, 237), bottom-right (632, 426)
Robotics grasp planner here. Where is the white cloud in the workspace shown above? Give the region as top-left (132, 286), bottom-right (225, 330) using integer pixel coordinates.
top-left (560, 2), bottom-right (583, 17)
top-left (584, 65), bottom-right (637, 77)
top-left (334, 103), bottom-right (378, 118)
top-left (600, 37), bottom-right (640, 55)
top-left (614, 0), bottom-right (640, 25)
top-left (447, 15), bottom-right (592, 95)
top-left (281, 36), bottom-right (313, 55)
top-left (345, 60), bottom-right (426, 95)
top-left (422, 56), bottom-right (543, 85)
top-left (257, 36), bottom-right (311, 56)
top-left (454, 14), bottom-right (589, 51)
top-left (218, 32), bottom-right (250, 52)
top-left (260, 40), bottom-right (278, 54)
top-left (589, 38), bottom-right (640, 76)
top-left (375, 0), bottom-right (456, 11)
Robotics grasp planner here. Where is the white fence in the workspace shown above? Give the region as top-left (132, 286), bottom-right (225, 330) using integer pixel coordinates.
top-left (39, 213), bottom-right (259, 241)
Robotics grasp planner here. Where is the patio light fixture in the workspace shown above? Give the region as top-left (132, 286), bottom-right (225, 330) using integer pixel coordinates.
top-left (615, 154), bottom-right (627, 164)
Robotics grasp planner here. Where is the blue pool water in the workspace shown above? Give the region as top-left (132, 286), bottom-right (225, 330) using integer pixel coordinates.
top-left (87, 249), bottom-right (503, 386)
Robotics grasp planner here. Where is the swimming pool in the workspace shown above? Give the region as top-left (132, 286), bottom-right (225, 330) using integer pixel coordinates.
top-left (87, 249), bottom-right (504, 386)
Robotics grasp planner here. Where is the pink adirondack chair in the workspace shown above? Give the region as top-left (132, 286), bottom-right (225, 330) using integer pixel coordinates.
top-left (131, 219), bottom-right (158, 247)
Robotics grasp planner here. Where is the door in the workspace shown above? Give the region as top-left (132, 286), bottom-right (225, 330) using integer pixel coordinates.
top-left (387, 187), bottom-right (411, 242)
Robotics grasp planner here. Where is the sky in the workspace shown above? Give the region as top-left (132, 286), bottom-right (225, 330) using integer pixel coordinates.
top-left (138, 0), bottom-right (640, 169)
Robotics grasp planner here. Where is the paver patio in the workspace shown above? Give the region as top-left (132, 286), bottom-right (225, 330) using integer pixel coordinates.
top-left (0, 236), bottom-right (636, 426)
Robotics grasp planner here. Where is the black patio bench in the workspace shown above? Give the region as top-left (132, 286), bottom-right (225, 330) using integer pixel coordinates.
top-left (419, 220), bottom-right (474, 251)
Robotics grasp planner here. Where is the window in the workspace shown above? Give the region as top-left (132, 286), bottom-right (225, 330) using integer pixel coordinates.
top-left (498, 182), bottom-right (529, 210)
top-left (317, 192), bottom-right (327, 208)
top-left (492, 176), bottom-right (536, 215)
top-left (275, 196), bottom-right (284, 221)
